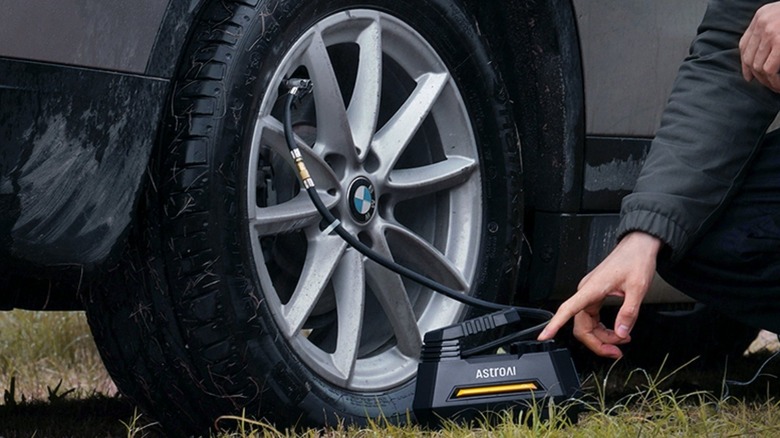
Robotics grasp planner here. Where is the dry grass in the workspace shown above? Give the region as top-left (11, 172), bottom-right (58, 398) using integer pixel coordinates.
top-left (0, 310), bottom-right (133, 437)
top-left (1, 310), bottom-right (780, 437)
top-left (0, 309), bottom-right (116, 400)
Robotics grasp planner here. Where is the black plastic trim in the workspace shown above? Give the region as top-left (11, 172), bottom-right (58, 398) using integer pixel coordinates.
top-left (467, 0), bottom-right (586, 213)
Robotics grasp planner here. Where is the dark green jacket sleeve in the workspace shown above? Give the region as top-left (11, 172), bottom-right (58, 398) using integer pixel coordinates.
top-left (617, 0), bottom-right (780, 261)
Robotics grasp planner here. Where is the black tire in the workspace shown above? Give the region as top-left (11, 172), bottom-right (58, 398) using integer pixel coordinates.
top-left (86, 0), bottom-right (522, 434)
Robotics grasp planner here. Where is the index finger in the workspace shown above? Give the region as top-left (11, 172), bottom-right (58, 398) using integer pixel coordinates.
top-left (537, 291), bottom-right (594, 340)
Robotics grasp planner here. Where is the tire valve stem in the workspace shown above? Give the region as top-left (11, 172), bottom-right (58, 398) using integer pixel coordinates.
top-left (284, 78), bottom-right (314, 98)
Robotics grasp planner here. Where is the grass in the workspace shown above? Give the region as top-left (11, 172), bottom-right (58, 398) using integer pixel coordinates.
top-left (1, 310), bottom-right (780, 437)
top-left (0, 310), bottom-right (134, 437)
top-left (205, 364), bottom-right (780, 437)
top-left (0, 309), bottom-right (115, 400)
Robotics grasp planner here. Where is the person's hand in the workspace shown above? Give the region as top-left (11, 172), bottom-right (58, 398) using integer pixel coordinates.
top-left (537, 232), bottom-right (662, 359)
top-left (740, 2), bottom-right (780, 92)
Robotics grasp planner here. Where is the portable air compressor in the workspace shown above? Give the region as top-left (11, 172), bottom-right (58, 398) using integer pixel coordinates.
top-left (413, 309), bottom-right (582, 426)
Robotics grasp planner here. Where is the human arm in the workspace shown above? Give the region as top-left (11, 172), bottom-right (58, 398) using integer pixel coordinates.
top-left (741, 2), bottom-right (780, 92)
top-left (619, 1), bottom-right (780, 261)
top-left (537, 232), bottom-right (661, 359)
top-left (538, 1), bottom-right (780, 358)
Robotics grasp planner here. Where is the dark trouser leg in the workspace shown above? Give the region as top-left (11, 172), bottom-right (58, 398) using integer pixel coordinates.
top-left (658, 130), bottom-right (780, 334)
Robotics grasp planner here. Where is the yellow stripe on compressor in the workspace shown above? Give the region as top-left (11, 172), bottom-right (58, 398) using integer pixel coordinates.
top-left (454, 382), bottom-right (539, 399)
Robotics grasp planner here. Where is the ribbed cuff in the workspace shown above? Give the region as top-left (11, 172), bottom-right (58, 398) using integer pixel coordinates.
top-left (617, 209), bottom-right (691, 261)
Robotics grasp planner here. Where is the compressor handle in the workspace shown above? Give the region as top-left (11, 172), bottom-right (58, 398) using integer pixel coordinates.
top-left (423, 308), bottom-right (550, 343)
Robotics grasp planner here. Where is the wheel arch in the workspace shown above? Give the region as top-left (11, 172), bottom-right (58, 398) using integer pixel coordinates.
top-left (464, 0), bottom-right (586, 214)
top-left (144, 0), bottom-right (210, 78)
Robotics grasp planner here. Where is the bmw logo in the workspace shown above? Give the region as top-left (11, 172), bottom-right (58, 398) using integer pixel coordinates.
top-left (347, 177), bottom-right (376, 223)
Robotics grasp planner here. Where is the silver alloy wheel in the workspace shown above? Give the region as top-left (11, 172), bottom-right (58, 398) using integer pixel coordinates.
top-left (246, 9), bottom-right (482, 391)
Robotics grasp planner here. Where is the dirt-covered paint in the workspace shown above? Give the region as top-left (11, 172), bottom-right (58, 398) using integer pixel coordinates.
top-left (0, 59), bottom-right (168, 266)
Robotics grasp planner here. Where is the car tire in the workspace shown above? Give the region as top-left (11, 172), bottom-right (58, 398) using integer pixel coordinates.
top-left (85, 0), bottom-right (522, 434)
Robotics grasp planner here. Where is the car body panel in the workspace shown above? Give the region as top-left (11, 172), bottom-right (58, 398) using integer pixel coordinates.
top-left (574, 0), bottom-right (709, 214)
top-left (0, 0), bottom-right (169, 74)
top-left (573, 0), bottom-right (709, 137)
top-left (0, 0), bottom-right (207, 270)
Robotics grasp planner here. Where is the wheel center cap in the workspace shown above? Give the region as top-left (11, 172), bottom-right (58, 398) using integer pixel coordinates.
top-left (348, 177), bottom-right (376, 223)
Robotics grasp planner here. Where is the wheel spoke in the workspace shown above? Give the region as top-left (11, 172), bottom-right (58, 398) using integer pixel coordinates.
top-left (331, 248), bottom-right (366, 381)
top-left (372, 72), bottom-right (449, 175)
top-left (282, 234), bottom-right (348, 337)
top-left (251, 191), bottom-right (337, 236)
top-left (386, 156), bottom-right (477, 201)
top-left (255, 116), bottom-right (341, 188)
top-left (254, 115), bottom-right (294, 158)
top-left (303, 29), bottom-right (357, 159)
top-left (383, 222), bottom-right (469, 292)
top-left (348, 17), bottom-right (383, 160)
top-left (365, 232), bottom-right (422, 358)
